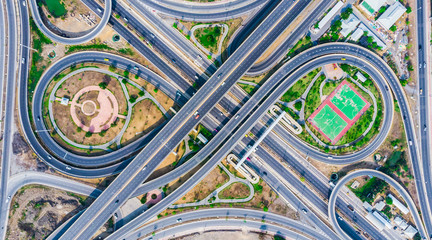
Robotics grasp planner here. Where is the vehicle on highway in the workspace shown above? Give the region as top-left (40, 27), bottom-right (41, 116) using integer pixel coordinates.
top-left (97, 8), bottom-right (102, 13)
top-left (195, 74), bottom-right (199, 80)
top-left (217, 73), bottom-right (222, 78)
top-left (348, 205), bottom-right (354, 212)
top-left (221, 81), bottom-right (226, 86)
top-left (235, 115), bottom-right (239, 119)
top-left (104, 58), bottom-right (109, 61)
top-left (420, 88), bottom-right (423, 95)
top-left (6, 196), bottom-right (11, 203)
top-left (409, 140), bottom-right (413, 146)
top-left (37, 116), bottom-right (40, 121)
top-left (21, 58), bottom-right (25, 64)
top-left (114, 213), bottom-right (118, 219)
top-left (302, 209), bottom-right (307, 214)
top-left (176, 218), bottom-right (182, 222)
top-left (341, 57), bottom-right (346, 61)
top-left (66, 166), bottom-right (71, 170)
top-left (133, 66), bottom-right (139, 70)
top-left (22, 1), bottom-right (25, 6)
top-left (172, 59), bottom-right (176, 63)
top-left (123, 17), bottom-right (128, 22)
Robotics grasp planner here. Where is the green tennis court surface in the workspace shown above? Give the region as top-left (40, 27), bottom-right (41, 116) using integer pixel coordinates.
top-left (312, 105), bottom-right (347, 141)
top-left (331, 84), bottom-right (367, 120)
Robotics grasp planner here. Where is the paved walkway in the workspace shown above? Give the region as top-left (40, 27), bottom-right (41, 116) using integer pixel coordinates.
top-left (171, 163), bottom-right (254, 208)
top-left (48, 67), bottom-right (168, 150)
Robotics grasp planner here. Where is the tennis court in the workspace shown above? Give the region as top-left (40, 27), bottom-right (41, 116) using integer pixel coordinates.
top-left (331, 84), bottom-right (367, 120)
top-left (311, 104), bottom-right (348, 141)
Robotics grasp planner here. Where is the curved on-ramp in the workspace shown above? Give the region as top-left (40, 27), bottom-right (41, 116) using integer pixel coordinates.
top-left (328, 170), bottom-right (428, 239)
top-left (121, 208), bottom-right (327, 240)
top-left (27, 0), bottom-right (111, 44)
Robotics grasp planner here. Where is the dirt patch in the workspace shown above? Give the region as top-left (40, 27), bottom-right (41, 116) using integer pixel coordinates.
top-left (6, 185), bottom-right (103, 240)
top-left (121, 99), bottom-right (166, 145)
top-left (40, 0), bottom-right (101, 35)
top-left (219, 182), bottom-right (250, 199)
top-left (12, 132), bottom-right (30, 155)
top-left (175, 166), bottom-right (229, 204)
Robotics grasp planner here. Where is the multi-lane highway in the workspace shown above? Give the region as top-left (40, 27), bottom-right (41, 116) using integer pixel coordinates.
top-left (416, 0), bottom-right (432, 236)
top-left (56, 1), bottom-right (311, 238)
top-left (3, 0), bottom-right (430, 239)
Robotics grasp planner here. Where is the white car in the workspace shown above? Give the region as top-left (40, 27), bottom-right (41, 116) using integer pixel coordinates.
top-left (6, 196), bottom-right (11, 203)
top-left (66, 166), bottom-right (71, 170)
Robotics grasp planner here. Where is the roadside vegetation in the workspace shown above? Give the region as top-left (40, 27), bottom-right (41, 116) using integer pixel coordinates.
top-left (39, 0), bottom-right (67, 18)
top-left (350, 177), bottom-right (389, 204)
top-left (194, 26), bottom-right (222, 54)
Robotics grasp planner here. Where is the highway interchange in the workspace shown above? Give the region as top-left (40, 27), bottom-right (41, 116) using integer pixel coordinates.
top-left (0, 0), bottom-right (431, 239)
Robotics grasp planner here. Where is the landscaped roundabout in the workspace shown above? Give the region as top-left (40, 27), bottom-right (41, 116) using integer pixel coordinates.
top-left (40, 64), bottom-right (172, 156)
top-left (279, 63), bottom-right (385, 154)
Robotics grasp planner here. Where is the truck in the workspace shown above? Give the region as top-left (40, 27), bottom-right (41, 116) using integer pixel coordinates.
top-left (104, 58), bottom-right (109, 61)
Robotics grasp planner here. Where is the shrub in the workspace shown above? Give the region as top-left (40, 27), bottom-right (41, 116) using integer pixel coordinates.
top-left (85, 132), bottom-right (92, 137)
top-left (98, 82), bottom-right (108, 89)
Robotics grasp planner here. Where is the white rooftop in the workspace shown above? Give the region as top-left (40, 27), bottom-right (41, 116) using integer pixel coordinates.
top-left (373, 210), bottom-right (392, 229)
top-left (61, 97), bottom-right (70, 106)
top-left (394, 216), bottom-right (409, 230)
top-left (377, 1), bottom-right (406, 30)
top-left (356, 72), bottom-right (367, 82)
top-left (341, 14), bottom-right (360, 37)
top-left (375, 200), bottom-right (386, 211)
top-left (366, 212), bottom-right (385, 231)
top-left (363, 201), bottom-right (373, 212)
top-left (350, 28), bottom-right (364, 41)
top-left (388, 193), bottom-right (409, 215)
top-left (197, 133), bottom-right (208, 144)
top-left (360, 0), bottom-right (387, 15)
top-left (404, 225), bottom-right (418, 239)
top-left (318, 1), bottom-right (344, 30)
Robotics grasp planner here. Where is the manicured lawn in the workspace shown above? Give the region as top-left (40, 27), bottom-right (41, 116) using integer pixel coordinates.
top-left (238, 83), bottom-right (257, 96)
top-left (43, 0), bottom-right (67, 18)
top-left (195, 27), bottom-right (221, 52)
top-left (280, 68), bottom-right (321, 103)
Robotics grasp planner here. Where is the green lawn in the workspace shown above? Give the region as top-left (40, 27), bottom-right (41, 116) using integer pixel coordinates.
top-left (281, 68), bottom-right (321, 103)
top-left (304, 74), bottom-right (326, 118)
top-left (311, 105), bottom-right (347, 141)
top-left (195, 27), bottom-right (221, 53)
top-left (238, 83), bottom-right (257, 96)
top-left (351, 177), bottom-right (388, 204)
top-left (43, 0), bottom-right (67, 18)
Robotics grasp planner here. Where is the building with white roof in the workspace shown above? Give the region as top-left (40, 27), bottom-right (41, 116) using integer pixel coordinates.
top-left (404, 225), bottom-right (418, 239)
top-left (394, 216), bottom-right (409, 230)
top-left (350, 28), bottom-right (364, 41)
top-left (341, 14), bottom-right (360, 37)
top-left (366, 212), bottom-right (385, 230)
top-left (363, 201), bottom-right (373, 212)
top-left (360, 0), bottom-right (387, 15)
top-left (388, 193), bottom-right (409, 214)
top-left (377, 1), bottom-right (406, 30)
top-left (317, 1), bottom-right (344, 30)
top-left (60, 97), bottom-right (70, 106)
top-left (356, 72), bottom-right (367, 82)
top-left (372, 210), bottom-right (392, 229)
top-left (375, 200), bottom-right (386, 211)
top-left (197, 133), bottom-right (208, 144)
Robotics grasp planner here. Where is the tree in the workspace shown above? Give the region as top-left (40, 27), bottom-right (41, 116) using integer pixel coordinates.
top-left (406, 7), bottom-right (412, 14)
top-left (378, 6), bottom-right (386, 13)
top-left (341, 7), bottom-right (352, 20)
top-left (85, 131), bottom-right (92, 137)
top-left (386, 196), bottom-right (393, 205)
top-left (389, 25), bottom-right (397, 32)
top-left (367, 36), bottom-right (373, 43)
top-left (98, 82), bottom-right (108, 89)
